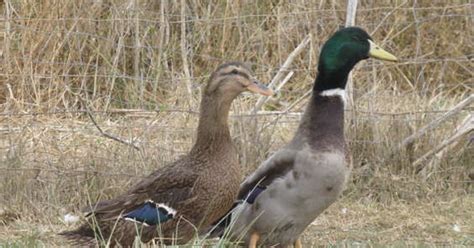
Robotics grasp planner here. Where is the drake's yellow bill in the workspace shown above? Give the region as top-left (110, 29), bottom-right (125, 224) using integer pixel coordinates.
top-left (368, 40), bottom-right (398, 62)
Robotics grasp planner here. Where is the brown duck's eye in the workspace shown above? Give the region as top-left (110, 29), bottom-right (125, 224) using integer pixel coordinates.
top-left (231, 69), bottom-right (239, 74)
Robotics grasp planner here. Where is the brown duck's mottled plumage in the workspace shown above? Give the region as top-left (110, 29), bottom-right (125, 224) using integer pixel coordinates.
top-left (60, 62), bottom-right (271, 246)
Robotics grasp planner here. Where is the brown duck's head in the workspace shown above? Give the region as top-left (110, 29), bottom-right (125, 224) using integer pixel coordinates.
top-left (205, 62), bottom-right (273, 97)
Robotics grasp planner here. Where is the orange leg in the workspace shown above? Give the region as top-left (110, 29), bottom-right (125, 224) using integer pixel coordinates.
top-left (294, 238), bottom-right (302, 248)
top-left (249, 232), bottom-right (260, 248)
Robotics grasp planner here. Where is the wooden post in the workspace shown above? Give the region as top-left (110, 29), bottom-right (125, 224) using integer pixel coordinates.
top-left (345, 0), bottom-right (358, 27)
top-left (345, 0), bottom-right (358, 109)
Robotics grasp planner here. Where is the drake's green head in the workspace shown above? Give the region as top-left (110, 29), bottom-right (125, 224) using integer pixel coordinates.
top-left (315, 27), bottom-right (397, 92)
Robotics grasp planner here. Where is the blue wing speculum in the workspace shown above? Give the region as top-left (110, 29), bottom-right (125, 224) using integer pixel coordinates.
top-left (209, 185), bottom-right (267, 237)
top-left (245, 185), bottom-right (266, 204)
top-left (123, 200), bottom-right (177, 226)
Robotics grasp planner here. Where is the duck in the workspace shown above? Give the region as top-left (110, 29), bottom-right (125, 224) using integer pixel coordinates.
top-left (211, 27), bottom-right (398, 247)
top-left (60, 62), bottom-right (273, 247)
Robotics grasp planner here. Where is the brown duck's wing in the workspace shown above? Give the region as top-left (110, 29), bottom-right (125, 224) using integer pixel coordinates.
top-left (84, 161), bottom-right (199, 222)
top-left (237, 149), bottom-right (296, 200)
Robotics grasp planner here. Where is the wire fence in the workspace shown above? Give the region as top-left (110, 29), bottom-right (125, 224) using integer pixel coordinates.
top-left (0, 1), bottom-right (472, 187)
top-left (0, 5), bottom-right (471, 247)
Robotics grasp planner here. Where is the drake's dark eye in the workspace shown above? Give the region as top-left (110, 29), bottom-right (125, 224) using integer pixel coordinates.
top-left (352, 35), bottom-right (362, 41)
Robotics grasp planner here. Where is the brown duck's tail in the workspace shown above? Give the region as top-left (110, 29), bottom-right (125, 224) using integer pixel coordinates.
top-left (59, 224), bottom-right (99, 247)
top-left (207, 200), bottom-right (241, 238)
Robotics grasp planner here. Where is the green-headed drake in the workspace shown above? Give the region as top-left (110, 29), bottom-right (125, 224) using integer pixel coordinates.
top-left (60, 62), bottom-right (273, 246)
top-left (212, 27), bottom-right (397, 248)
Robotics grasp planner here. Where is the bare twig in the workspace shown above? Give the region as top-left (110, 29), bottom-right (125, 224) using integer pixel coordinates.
top-left (400, 94), bottom-right (474, 148)
top-left (370, 1), bottom-right (408, 35)
top-left (180, 0), bottom-right (193, 102)
top-left (252, 35), bottom-right (311, 113)
top-left (0, 167), bottom-right (138, 178)
top-left (86, 110), bottom-right (140, 151)
top-left (104, 35), bottom-right (125, 112)
top-left (154, 0), bottom-right (168, 95)
top-left (274, 71), bottom-right (295, 93)
top-left (131, 0), bottom-right (144, 103)
top-left (81, 92), bottom-right (141, 151)
top-left (259, 89), bottom-right (312, 132)
top-left (3, 0), bottom-right (12, 72)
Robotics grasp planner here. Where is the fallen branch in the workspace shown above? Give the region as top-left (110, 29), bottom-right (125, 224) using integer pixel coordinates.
top-left (414, 114), bottom-right (473, 167)
top-left (419, 118), bottom-right (472, 179)
top-left (400, 94), bottom-right (474, 148)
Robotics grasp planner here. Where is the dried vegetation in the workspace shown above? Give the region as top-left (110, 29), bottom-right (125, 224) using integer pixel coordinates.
top-left (0, 0), bottom-right (472, 246)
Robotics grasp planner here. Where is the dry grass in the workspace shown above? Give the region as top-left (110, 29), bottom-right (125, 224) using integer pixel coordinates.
top-left (1, 197), bottom-right (473, 247)
top-left (0, 0), bottom-right (473, 247)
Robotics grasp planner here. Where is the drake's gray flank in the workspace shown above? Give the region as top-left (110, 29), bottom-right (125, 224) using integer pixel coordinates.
top-left (213, 27), bottom-right (398, 248)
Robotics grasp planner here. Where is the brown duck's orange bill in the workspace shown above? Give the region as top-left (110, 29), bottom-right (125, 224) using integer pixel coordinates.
top-left (247, 81), bottom-right (274, 96)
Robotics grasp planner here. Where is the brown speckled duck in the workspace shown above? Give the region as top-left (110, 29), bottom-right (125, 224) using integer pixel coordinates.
top-left (60, 62), bottom-right (273, 246)
top-left (212, 27), bottom-right (397, 248)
